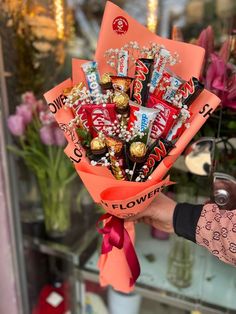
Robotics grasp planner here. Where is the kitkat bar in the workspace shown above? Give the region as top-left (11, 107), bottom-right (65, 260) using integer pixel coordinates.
top-left (147, 95), bottom-right (180, 141)
top-left (132, 58), bottom-right (154, 106)
top-left (84, 103), bottom-right (117, 137)
top-left (72, 104), bottom-right (89, 129)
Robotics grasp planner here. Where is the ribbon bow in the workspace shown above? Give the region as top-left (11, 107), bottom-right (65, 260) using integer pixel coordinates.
top-left (97, 213), bottom-right (140, 286)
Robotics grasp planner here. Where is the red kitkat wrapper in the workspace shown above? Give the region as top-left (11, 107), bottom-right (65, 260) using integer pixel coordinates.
top-left (147, 95), bottom-right (180, 141)
top-left (73, 104), bottom-right (89, 129)
top-left (84, 103), bottom-right (117, 137)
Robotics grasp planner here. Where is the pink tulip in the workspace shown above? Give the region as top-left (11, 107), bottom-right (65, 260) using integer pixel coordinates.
top-left (16, 104), bottom-right (33, 124)
top-left (7, 115), bottom-right (25, 137)
top-left (21, 92), bottom-right (37, 106)
top-left (40, 124), bottom-right (66, 147)
top-left (53, 127), bottom-right (66, 147)
top-left (39, 110), bottom-right (55, 125)
top-left (36, 99), bottom-right (46, 112)
top-left (40, 125), bottom-right (55, 146)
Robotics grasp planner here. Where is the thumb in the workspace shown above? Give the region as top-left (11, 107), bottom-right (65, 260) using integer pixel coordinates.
top-left (126, 211), bottom-right (146, 222)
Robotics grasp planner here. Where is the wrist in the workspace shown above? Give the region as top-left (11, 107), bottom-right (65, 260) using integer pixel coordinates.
top-left (173, 203), bottom-right (203, 242)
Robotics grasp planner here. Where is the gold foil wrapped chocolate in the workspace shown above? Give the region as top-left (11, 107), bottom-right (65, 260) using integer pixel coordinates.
top-left (63, 87), bottom-right (73, 96)
top-left (109, 154), bottom-right (127, 181)
top-left (101, 73), bottom-right (112, 84)
top-left (105, 136), bottom-right (123, 155)
top-left (100, 73), bottom-right (113, 92)
top-left (110, 76), bottom-right (133, 92)
top-left (64, 82), bottom-right (84, 103)
top-left (90, 137), bottom-right (107, 155)
top-left (113, 91), bottom-right (129, 114)
top-left (129, 142), bottom-right (147, 163)
top-left (105, 136), bottom-right (127, 180)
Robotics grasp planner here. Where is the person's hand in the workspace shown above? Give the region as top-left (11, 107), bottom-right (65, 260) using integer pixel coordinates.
top-left (127, 192), bottom-right (176, 233)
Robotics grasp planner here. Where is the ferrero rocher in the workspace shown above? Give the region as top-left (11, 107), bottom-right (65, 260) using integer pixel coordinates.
top-left (129, 142), bottom-right (147, 162)
top-left (100, 73), bottom-right (113, 91)
top-left (101, 73), bottom-right (112, 84)
top-left (90, 137), bottom-right (107, 155)
top-left (113, 91), bottom-right (129, 113)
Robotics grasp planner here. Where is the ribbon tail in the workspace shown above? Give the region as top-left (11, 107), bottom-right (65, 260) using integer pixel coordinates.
top-left (102, 234), bottom-right (113, 254)
top-left (123, 228), bottom-right (140, 285)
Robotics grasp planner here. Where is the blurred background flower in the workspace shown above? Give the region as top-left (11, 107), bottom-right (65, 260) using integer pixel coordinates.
top-left (7, 91), bottom-right (76, 235)
top-left (197, 26), bottom-right (236, 112)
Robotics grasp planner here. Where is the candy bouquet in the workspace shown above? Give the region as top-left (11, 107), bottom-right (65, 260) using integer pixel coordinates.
top-left (44, 2), bottom-right (221, 292)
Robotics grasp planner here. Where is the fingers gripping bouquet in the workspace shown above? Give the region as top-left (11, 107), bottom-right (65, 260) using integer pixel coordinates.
top-left (44, 2), bottom-right (220, 292)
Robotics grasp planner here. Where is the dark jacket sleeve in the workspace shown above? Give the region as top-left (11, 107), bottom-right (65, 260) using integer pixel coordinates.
top-left (173, 202), bottom-right (236, 267)
top-left (173, 202), bottom-right (203, 243)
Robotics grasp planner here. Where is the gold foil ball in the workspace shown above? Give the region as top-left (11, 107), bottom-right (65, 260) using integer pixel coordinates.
top-left (130, 142), bottom-right (147, 158)
top-left (101, 73), bottom-right (112, 84)
top-left (90, 137), bottom-right (106, 151)
top-left (113, 91), bottom-right (129, 109)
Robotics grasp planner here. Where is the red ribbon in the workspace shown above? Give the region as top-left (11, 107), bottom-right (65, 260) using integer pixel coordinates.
top-left (97, 213), bottom-right (141, 286)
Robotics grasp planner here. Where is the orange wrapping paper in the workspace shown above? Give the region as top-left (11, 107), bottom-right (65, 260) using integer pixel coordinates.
top-left (44, 2), bottom-right (221, 293)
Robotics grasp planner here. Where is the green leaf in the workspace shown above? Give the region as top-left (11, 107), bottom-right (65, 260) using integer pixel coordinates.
top-left (77, 128), bottom-right (92, 147)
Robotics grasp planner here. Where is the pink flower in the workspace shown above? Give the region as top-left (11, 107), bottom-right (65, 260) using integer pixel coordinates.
top-left (223, 74), bottom-right (236, 110)
top-left (40, 125), bottom-right (66, 146)
top-left (39, 110), bottom-right (55, 125)
top-left (16, 104), bottom-right (33, 124)
top-left (205, 53), bottom-right (227, 92)
top-left (36, 100), bottom-right (46, 112)
top-left (53, 128), bottom-right (66, 147)
top-left (40, 125), bottom-right (55, 146)
top-left (21, 92), bottom-right (37, 106)
top-left (197, 26), bottom-right (214, 61)
top-left (228, 74), bottom-right (236, 100)
top-left (205, 54), bottom-right (236, 110)
top-left (7, 115), bottom-right (25, 136)
top-left (219, 39), bottom-right (231, 63)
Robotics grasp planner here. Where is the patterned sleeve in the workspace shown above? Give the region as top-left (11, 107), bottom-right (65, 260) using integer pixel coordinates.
top-left (196, 203), bottom-right (236, 266)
